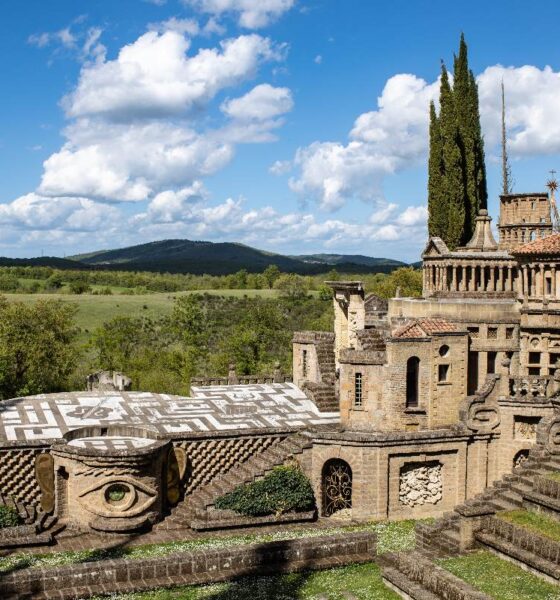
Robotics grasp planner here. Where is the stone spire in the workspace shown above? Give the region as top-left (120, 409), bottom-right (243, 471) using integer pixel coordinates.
top-left (462, 209), bottom-right (498, 252)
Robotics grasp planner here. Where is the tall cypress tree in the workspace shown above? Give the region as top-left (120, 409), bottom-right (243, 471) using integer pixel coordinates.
top-left (426, 34), bottom-right (487, 248)
top-left (428, 100), bottom-right (447, 238)
top-left (439, 64), bottom-right (465, 249)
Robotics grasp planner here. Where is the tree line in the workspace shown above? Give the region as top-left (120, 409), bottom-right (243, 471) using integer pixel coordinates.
top-left (0, 266), bottom-right (423, 400)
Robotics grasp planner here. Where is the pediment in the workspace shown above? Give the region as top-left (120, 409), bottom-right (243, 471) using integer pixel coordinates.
top-left (421, 237), bottom-right (449, 258)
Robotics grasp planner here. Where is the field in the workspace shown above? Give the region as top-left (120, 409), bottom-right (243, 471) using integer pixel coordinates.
top-left (3, 290), bottom-right (285, 334)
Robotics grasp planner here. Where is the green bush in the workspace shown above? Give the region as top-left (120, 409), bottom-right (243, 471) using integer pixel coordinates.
top-left (215, 465), bottom-right (315, 517)
top-left (0, 505), bottom-right (21, 528)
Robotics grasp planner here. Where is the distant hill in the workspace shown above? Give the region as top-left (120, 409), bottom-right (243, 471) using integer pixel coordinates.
top-left (294, 253), bottom-right (406, 268)
top-left (65, 239), bottom-right (409, 275)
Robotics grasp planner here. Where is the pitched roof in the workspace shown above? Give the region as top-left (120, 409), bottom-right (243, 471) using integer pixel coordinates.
top-left (392, 318), bottom-right (460, 339)
top-left (513, 233), bottom-right (560, 256)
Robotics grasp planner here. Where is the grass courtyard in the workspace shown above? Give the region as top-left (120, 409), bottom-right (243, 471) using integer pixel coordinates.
top-left (438, 551), bottom-right (560, 600)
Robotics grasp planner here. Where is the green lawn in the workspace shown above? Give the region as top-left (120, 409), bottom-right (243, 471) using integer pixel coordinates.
top-left (2, 290), bottom-right (285, 333)
top-left (89, 563), bottom-right (399, 600)
top-left (0, 519), bottom-right (421, 575)
top-left (438, 551), bottom-right (560, 600)
top-left (546, 471), bottom-right (560, 483)
top-left (498, 509), bottom-right (560, 542)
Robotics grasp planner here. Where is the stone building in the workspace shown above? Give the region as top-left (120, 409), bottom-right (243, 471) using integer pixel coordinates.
top-left (1, 191), bottom-right (560, 540)
top-left (293, 191), bottom-right (560, 520)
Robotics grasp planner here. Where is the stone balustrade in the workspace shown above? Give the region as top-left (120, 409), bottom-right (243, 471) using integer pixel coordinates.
top-left (509, 376), bottom-right (555, 400)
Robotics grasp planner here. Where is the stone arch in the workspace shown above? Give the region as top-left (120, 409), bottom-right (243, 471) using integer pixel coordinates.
top-left (513, 449), bottom-right (530, 469)
top-left (406, 356), bottom-right (420, 407)
top-left (322, 458), bottom-right (352, 516)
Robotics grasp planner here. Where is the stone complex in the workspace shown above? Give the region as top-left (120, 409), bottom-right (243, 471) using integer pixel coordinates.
top-left (292, 191), bottom-right (560, 520)
top-left (1, 191), bottom-right (560, 572)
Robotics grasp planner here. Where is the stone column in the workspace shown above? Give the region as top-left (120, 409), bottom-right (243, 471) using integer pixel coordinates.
top-left (450, 265), bottom-right (456, 291)
top-left (460, 265), bottom-right (467, 291)
top-left (522, 265), bottom-right (528, 299)
top-left (541, 264), bottom-right (546, 297)
top-left (489, 265), bottom-right (496, 292)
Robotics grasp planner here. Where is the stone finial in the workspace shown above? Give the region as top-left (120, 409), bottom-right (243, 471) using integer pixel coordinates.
top-left (228, 363), bottom-right (239, 385)
top-left (463, 209), bottom-right (499, 252)
top-left (273, 361), bottom-right (282, 383)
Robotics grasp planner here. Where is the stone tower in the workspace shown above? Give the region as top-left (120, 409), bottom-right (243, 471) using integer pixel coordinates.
top-left (498, 193), bottom-right (552, 251)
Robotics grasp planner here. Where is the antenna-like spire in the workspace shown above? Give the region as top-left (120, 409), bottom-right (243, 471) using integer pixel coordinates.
top-left (546, 169), bottom-right (560, 233)
top-left (501, 80), bottom-right (513, 195)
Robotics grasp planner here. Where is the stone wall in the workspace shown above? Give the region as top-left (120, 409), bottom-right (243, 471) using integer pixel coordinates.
top-left (0, 531), bottom-right (377, 599)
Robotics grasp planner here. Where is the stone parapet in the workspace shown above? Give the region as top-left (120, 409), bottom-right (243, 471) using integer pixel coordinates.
top-left (381, 551), bottom-right (492, 600)
top-left (0, 531), bottom-right (377, 599)
top-left (339, 348), bottom-right (386, 365)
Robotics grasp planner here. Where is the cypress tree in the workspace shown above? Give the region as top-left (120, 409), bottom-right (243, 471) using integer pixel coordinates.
top-left (427, 101), bottom-right (446, 238)
top-left (439, 64), bottom-right (465, 250)
top-left (426, 34), bottom-right (487, 248)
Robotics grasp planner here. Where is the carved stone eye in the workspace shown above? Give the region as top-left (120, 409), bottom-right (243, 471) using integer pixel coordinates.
top-left (78, 476), bottom-right (157, 518)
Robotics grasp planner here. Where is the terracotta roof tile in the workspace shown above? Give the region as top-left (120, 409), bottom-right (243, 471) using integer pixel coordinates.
top-left (513, 233), bottom-right (560, 256)
top-left (393, 318), bottom-right (459, 339)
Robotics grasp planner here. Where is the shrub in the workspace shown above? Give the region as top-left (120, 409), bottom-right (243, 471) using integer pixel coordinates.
top-left (215, 465), bottom-right (315, 517)
top-left (0, 505), bottom-right (21, 528)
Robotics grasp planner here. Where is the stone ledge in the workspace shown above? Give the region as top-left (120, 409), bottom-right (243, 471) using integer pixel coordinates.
top-left (0, 531), bottom-right (377, 599)
top-left (476, 531), bottom-right (560, 581)
top-left (191, 509), bottom-right (316, 531)
top-left (381, 551), bottom-right (492, 600)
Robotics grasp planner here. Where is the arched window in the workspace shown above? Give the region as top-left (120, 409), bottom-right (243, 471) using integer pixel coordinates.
top-left (322, 459), bottom-right (352, 516)
top-left (406, 357), bottom-right (420, 407)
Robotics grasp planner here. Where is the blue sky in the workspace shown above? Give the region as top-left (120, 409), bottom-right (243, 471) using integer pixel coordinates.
top-left (2, 0), bottom-right (560, 262)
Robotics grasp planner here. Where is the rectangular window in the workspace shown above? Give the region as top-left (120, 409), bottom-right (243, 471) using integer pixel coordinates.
top-left (487, 327), bottom-right (498, 339)
top-left (529, 352), bottom-right (541, 365)
top-left (487, 352), bottom-right (497, 374)
top-left (467, 327), bottom-right (479, 338)
top-left (302, 349), bottom-right (308, 378)
top-left (528, 367), bottom-right (540, 376)
top-left (506, 327), bottom-right (514, 339)
top-left (547, 277), bottom-right (552, 296)
top-left (438, 364), bottom-right (450, 383)
top-left (354, 372), bottom-right (363, 408)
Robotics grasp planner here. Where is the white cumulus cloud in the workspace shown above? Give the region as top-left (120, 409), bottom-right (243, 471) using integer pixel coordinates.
top-left (182, 0), bottom-right (294, 28)
top-left (64, 31), bottom-right (284, 121)
top-left (286, 73), bottom-right (439, 211)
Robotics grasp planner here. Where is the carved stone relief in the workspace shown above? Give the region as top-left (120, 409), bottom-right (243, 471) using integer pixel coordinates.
top-left (399, 462), bottom-right (442, 507)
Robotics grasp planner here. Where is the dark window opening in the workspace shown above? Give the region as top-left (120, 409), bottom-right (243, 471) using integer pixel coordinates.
top-left (354, 372), bottom-right (363, 408)
top-left (438, 364), bottom-right (450, 382)
top-left (487, 352), bottom-right (497, 374)
top-left (468, 351), bottom-right (479, 395)
top-left (302, 349), bottom-right (308, 378)
top-left (406, 356), bottom-right (420, 407)
top-left (506, 327), bottom-right (514, 339)
top-left (529, 352), bottom-right (541, 365)
top-left (528, 367), bottom-right (540, 375)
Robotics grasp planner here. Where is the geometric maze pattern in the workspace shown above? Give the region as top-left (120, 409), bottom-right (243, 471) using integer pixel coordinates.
top-left (0, 383), bottom-right (340, 443)
top-left (0, 448), bottom-right (45, 507)
top-left (176, 435), bottom-right (285, 495)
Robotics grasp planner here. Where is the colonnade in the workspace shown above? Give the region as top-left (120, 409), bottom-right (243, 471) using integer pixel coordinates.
top-left (519, 263), bottom-right (560, 298)
top-left (423, 262), bottom-right (518, 294)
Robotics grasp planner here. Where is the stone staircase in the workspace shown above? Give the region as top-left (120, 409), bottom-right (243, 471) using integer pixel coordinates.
top-left (159, 432), bottom-right (313, 531)
top-left (415, 448), bottom-right (560, 558)
top-left (302, 381), bottom-right (338, 412)
top-left (381, 447), bottom-right (560, 598)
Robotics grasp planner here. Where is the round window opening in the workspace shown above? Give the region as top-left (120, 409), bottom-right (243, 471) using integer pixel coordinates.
top-left (439, 345), bottom-right (450, 357)
top-left (105, 483), bottom-right (129, 505)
